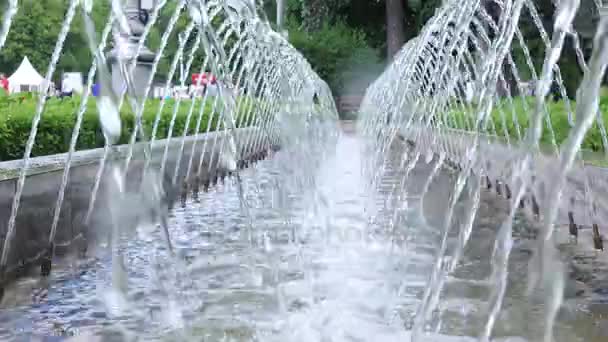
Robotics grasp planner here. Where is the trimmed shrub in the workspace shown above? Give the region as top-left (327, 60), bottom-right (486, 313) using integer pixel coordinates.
top-left (446, 96), bottom-right (608, 153)
top-left (0, 95), bottom-right (260, 161)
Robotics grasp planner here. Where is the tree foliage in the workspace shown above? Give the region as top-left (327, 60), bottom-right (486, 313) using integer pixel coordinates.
top-left (0, 0), bottom-right (203, 84)
top-left (284, 0), bottom-right (444, 95)
top-left (287, 20), bottom-right (382, 95)
top-left (300, 0), bottom-right (351, 32)
top-left (0, 0), bottom-right (595, 102)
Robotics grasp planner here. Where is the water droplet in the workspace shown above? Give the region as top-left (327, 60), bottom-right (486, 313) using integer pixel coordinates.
top-left (103, 287), bottom-right (129, 317)
top-left (111, 166), bottom-right (125, 193)
top-left (251, 271), bottom-right (263, 287)
top-left (136, 222), bottom-right (157, 241)
top-left (424, 149), bottom-right (434, 164)
top-left (97, 96), bottom-right (122, 144)
top-left (188, 2), bottom-right (202, 25)
top-left (82, 0), bottom-right (93, 13)
top-left (163, 300), bottom-right (185, 329)
top-left (264, 233), bottom-right (273, 253)
top-left (555, 0), bottom-right (580, 33)
top-left (221, 153), bottom-right (237, 172)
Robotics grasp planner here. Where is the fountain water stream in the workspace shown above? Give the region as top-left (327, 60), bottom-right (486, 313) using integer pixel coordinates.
top-left (361, 0), bottom-right (608, 341)
top-left (0, 0), bottom-right (337, 313)
top-left (1, 0), bottom-right (608, 341)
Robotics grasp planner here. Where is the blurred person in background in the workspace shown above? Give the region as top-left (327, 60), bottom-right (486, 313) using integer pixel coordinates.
top-left (0, 73), bottom-right (9, 94)
top-left (60, 75), bottom-right (74, 99)
top-left (550, 80), bottom-right (562, 103)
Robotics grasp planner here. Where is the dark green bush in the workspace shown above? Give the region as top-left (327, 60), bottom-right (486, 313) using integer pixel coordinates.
top-left (0, 95), bottom-right (259, 161)
top-left (287, 20), bottom-right (380, 95)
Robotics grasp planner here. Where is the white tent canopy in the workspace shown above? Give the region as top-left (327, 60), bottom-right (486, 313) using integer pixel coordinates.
top-left (8, 56), bottom-right (44, 93)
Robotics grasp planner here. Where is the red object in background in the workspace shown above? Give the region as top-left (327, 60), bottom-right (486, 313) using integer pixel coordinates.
top-left (191, 73), bottom-right (216, 86)
top-left (0, 76), bottom-right (9, 93)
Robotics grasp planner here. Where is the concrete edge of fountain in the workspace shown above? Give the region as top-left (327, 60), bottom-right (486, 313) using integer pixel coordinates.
top-left (0, 127), bottom-right (280, 301)
top-left (394, 130), bottom-right (608, 305)
top-left (0, 127), bottom-right (261, 181)
top-left (400, 127), bottom-right (608, 238)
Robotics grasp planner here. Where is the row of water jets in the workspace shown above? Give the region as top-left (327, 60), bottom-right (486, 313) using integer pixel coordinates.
top-left (360, 0), bottom-right (608, 341)
top-left (0, 0), bottom-right (338, 326)
top-left (4, 0), bottom-right (606, 340)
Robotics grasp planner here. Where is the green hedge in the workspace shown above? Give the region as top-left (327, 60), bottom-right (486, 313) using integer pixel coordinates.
top-left (0, 94), bottom-right (260, 161)
top-left (287, 20), bottom-right (382, 96)
top-left (446, 95), bottom-right (608, 153)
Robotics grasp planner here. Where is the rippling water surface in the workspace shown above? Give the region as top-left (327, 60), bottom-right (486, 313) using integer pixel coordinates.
top-left (1, 126), bottom-right (608, 341)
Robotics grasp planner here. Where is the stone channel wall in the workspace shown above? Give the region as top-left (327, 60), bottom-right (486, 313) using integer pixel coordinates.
top-left (0, 128), bottom-right (277, 295)
top-left (401, 126), bottom-right (606, 251)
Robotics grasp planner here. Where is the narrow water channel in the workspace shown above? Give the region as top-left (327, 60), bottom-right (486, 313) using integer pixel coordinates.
top-left (0, 125), bottom-right (607, 341)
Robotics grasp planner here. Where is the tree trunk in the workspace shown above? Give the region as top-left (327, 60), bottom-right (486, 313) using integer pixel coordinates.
top-left (386, 0), bottom-right (405, 59)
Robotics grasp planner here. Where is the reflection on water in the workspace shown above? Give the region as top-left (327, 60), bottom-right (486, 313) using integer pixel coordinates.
top-left (0, 130), bottom-right (607, 341)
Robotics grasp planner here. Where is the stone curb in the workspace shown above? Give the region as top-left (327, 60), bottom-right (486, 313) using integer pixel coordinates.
top-left (0, 127), bottom-right (279, 300)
